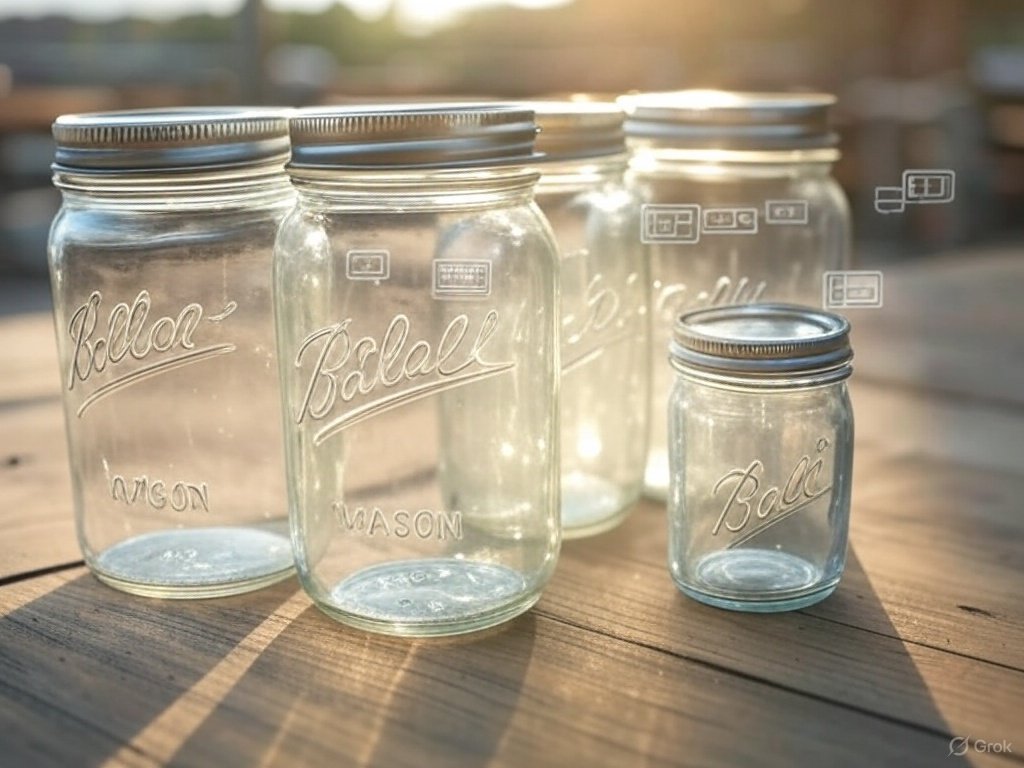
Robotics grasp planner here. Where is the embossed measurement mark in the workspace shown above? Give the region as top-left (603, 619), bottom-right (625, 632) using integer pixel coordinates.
top-left (764, 199), bottom-right (809, 225)
top-left (643, 201), bottom-right (808, 242)
top-left (432, 259), bottom-right (491, 298)
top-left (823, 270), bottom-right (883, 309)
top-left (68, 290), bottom-right (236, 417)
top-left (641, 204), bottom-right (700, 244)
top-left (333, 503), bottom-right (463, 540)
top-left (346, 249), bottom-right (390, 281)
top-left (711, 438), bottom-right (833, 547)
top-left (874, 169), bottom-right (955, 214)
top-left (110, 473), bottom-right (210, 513)
top-left (702, 207), bottom-right (758, 235)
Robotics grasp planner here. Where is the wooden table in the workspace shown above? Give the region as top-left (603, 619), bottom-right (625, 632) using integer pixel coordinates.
top-left (2, 250), bottom-right (1022, 767)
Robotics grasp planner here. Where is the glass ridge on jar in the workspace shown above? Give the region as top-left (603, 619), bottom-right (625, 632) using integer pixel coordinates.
top-left (48, 108), bottom-right (296, 598)
top-left (275, 104), bottom-right (561, 637)
top-left (667, 303), bottom-right (854, 612)
top-left (529, 101), bottom-right (648, 539)
top-left (620, 90), bottom-right (852, 500)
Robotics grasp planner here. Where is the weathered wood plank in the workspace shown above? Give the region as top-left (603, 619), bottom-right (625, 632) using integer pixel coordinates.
top-left (0, 569), bottom-right (976, 768)
top-left (0, 311), bottom-right (60, 404)
top-left (851, 379), bottom-right (1024, 478)
top-left (811, 453), bottom-right (1024, 664)
top-left (849, 247), bottom-right (1024, 406)
top-left (538, 488), bottom-right (1024, 751)
top-left (0, 400), bottom-right (78, 580)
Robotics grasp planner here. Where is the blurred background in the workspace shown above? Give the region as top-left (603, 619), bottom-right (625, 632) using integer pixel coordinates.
top-left (0, 0), bottom-right (1022, 280)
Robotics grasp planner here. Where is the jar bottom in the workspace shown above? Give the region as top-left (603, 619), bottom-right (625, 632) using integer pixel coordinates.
top-left (673, 548), bottom-right (839, 613)
top-left (561, 471), bottom-right (634, 539)
top-left (90, 525), bottom-right (294, 599)
top-left (319, 558), bottom-right (537, 637)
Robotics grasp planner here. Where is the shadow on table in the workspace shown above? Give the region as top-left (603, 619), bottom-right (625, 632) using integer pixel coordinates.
top-left (554, 507), bottom-right (977, 767)
top-left (0, 514), bottom-right (986, 766)
top-left (0, 571), bottom-right (301, 768)
top-left (742, 549), bottom-right (977, 765)
top-left (169, 603), bottom-right (537, 767)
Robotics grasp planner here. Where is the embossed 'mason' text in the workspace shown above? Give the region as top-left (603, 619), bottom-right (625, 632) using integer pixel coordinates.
top-left (110, 474), bottom-right (210, 513)
top-left (67, 290), bottom-right (237, 417)
top-left (333, 504), bottom-right (463, 540)
top-left (295, 311), bottom-right (514, 445)
top-left (712, 438), bottom-right (833, 547)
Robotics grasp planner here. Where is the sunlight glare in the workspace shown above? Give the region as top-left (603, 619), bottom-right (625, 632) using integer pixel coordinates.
top-left (395, 0), bottom-right (571, 35)
top-left (0, 0), bottom-right (571, 28)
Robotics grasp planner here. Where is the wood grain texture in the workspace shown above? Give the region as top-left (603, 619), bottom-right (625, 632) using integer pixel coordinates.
top-left (540, 495), bottom-right (1024, 750)
top-left (849, 245), bottom-right (1024, 407)
top-left (0, 399), bottom-right (78, 580)
top-left (0, 569), bottom-right (990, 768)
top-left (851, 379), bottom-right (1024, 477)
top-left (0, 311), bottom-right (60, 404)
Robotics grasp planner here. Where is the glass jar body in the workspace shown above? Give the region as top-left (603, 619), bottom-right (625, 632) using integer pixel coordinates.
top-left (535, 159), bottom-right (648, 538)
top-left (631, 149), bottom-right (851, 499)
top-left (667, 373), bottom-right (854, 611)
top-left (48, 179), bottom-right (295, 598)
top-left (274, 172), bottom-right (561, 636)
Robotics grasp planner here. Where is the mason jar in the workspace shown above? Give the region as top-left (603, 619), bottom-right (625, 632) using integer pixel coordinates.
top-left (275, 104), bottom-right (560, 636)
top-left (667, 303), bottom-right (854, 612)
top-left (530, 102), bottom-right (647, 539)
top-left (621, 90), bottom-right (851, 500)
top-left (48, 108), bottom-right (295, 598)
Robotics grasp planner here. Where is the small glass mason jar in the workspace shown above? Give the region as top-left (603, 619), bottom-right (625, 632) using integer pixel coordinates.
top-left (48, 109), bottom-right (296, 598)
top-left (275, 105), bottom-right (560, 636)
top-left (667, 304), bottom-right (854, 612)
top-left (530, 102), bottom-right (648, 538)
top-left (621, 90), bottom-right (851, 500)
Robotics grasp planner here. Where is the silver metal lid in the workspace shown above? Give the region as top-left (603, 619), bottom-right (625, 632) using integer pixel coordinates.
top-left (670, 303), bottom-right (852, 382)
top-left (287, 104), bottom-right (540, 170)
top-left (620, 90), bottom-right (838, 151)
top-left (529, 101), bottom-right (625, 162)
top-left (52, 108), bottom-right (291, 172)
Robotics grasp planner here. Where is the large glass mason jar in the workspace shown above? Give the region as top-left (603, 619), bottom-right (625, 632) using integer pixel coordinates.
top-left (667, 304), bottom-right (854, 612)
top-left (48, 109), bottom-right (295, 597)
top-left (530, 102), bottom-right (647, 538)
top-left (621, 90), bottom-right (851, 500)
top-left (275, 105), bottom-right (561, 636)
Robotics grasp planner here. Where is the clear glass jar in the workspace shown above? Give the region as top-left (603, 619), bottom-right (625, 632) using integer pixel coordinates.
top-left (621, 90), bottom-right (852, 500)
top-left (667, 303), bottom-right (854, 612)
top-left (275, 105), bottom-right (560, 636)
top-left (530, 102), bottom-right (648, 538)
top-left (48, 109), bottom-right (295, 598)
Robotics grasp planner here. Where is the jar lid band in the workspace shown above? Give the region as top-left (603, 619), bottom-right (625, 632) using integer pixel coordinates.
top-left (52, 108), bottom-right (291, 172)
top-left (620, 90), bottom-right (838, 151)
top-left (670, 303), bottom-right (853, 381)
top-left (528, 101), bottom-right (626, 162)
top-left (287, 104), bottom-right (540, 170)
